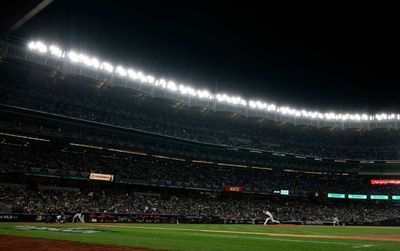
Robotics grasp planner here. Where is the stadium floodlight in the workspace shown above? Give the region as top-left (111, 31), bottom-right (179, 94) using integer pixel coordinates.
top-left (187, 87), bottom-right (197, 96)
top-left (137, 72), bottom-right (144, 78)
top-left (100, 62), bottom-right (114, 73)
top-left (197, 90), bottom-right (211, 99)
top-left (139, 74), bottom-right (147, 82)
top-left (127, 69), bottom-right (136, 79)
top-left (325, 113), bottom-right (335, 120)
top-left (146, 75), bottom-right (155, 84)
top-left (216, 94), bottom-right (225, 102)
top-left (280, 106), bottom-right (292, 115)
top-left (156, 78), bottom-right (167, 88)
top-left (49, 45), bottom-right (63, 58)
top-left (179, 84), bottom-right (188, 95)
top-left (231, 96), bottom-right (240, 105)
top-left (131, 71), bottom-right (144, 81)
top-left (226, 96), bottom-right (235, 104)
top-left (258, 101), bottom-right (267, 109)
top-left (217, 94), bottom-right (246, 106)
top-left (116, 66), bottom-right (127, 77)
top-left (136, 71), bottom-right (146, 82)
top-left (28, 41), bottom-right (35, 50)
top-left (223, 94), bottom-right (230, 103)
top-left (249, 100), bottom-right (267, 110)
top-left (67, 51), bottom-right (101, 69)
top-left (267, 104), bottom-right (276, 111)
top-left (36, 42), bottom-right (47, 53)
top-left (167, 81), bottom-right (178, 92)
top-left (91, 58), bottom-right (100, 69)
top-left (79, 54), bottom-right (91, 66)
top-left (361, 114), bottom-right (368, 121)
top-left (310, 112), bottom-right (317, 119)
top-left (68, 51), bottom-right (79, 63)
top-left (28, 41), bottom-right (48, 53)
top-left (178, 84), bottom-right (196, 97)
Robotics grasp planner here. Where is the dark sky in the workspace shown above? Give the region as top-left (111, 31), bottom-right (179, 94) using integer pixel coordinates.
top-left (13, 0), bottom-right (400, 113)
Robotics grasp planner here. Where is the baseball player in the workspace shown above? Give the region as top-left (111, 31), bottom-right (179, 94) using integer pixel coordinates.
top-left (56, 212), bottom-right (65, 224)
top-left (333, 217), bottom-right (339, 226)
top-left (263, 210), bottom-right (280, 225)
top-left (72, 206), bottom-right (85, 223)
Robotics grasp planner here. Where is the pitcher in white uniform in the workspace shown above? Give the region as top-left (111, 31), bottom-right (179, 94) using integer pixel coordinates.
top-left (263, 210), bottom-right (280, 225)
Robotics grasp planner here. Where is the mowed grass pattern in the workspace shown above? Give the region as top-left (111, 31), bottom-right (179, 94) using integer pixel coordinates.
top-left (1, 223), bottom-right (400, 251)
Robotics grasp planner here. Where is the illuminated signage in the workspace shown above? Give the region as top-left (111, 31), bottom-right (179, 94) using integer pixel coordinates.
top-left (370, 195), bottom-right (389, 200)
top-left (371, 180), bottom-right (400, 185)
top-left (392, 196), bottom-right (400, 200)
top-left (348, 194), bottom-right (367, 199)
top-left (273, 190), bottom-right (289, 195)
top-left (327, 193), bottom-right (345, 199)
top-left (280, 190), bottom-right (289, 195)
top-left (224, 186), bottom-right (244, 192)
top-left (89, 172), bottom-right (114, 181)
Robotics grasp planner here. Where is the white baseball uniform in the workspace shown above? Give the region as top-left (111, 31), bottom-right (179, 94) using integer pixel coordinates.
top-left (333, 217), bottom-right (339, 226)
top-left (264, 210), bottom-right (280, 225)
top-left (72, 213), bottom-right (85, 223)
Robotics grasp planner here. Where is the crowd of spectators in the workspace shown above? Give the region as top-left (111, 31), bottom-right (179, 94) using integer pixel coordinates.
top-left (0, 142), bottom-right (398, 196)
top-left (0, 115), bottom-right (356, 173)
top-left (1, 185), bottom-right (399, 225)
top-left (1, 78), bottom-right (399, 160)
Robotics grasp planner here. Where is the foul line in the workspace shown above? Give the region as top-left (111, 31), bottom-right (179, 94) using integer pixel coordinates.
top-left (187, 233), bottom-right (375, 248)
top-left (95, 224), bottom-right (388, 246)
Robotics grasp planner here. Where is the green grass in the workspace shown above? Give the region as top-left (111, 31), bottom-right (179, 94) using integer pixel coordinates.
top-left (1, 223), bottom-right (400, 250)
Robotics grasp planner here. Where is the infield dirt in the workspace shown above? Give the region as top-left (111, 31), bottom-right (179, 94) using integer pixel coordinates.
top-left (0, 235), bottom-right (162, 251)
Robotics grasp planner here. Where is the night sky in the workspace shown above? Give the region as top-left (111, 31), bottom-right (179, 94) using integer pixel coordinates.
top-left (13, 1), bottom-right (400, 113)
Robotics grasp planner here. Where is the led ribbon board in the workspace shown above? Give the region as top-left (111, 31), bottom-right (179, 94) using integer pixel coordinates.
top-left (370, 195), bottom-right (389, 200)
top-left (348, 194), bottom-right (367, 199)
top-left (371, 180), bottom-right (400, 185)
top-left (89, 172), bottom-right (114, 181)
top-left (327, 193), bottom-right (345, 198)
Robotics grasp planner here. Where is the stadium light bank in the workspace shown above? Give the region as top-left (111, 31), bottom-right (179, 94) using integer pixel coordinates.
top-left (27, 40), bottom-right (399, 123)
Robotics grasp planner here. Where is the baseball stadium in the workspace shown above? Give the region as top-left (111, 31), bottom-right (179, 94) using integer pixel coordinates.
top-left (1, 1), bottom-right (400, 250)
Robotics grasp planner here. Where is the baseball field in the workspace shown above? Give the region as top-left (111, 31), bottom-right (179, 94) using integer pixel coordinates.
top-left (1, 223), bottom-right (400, 251)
